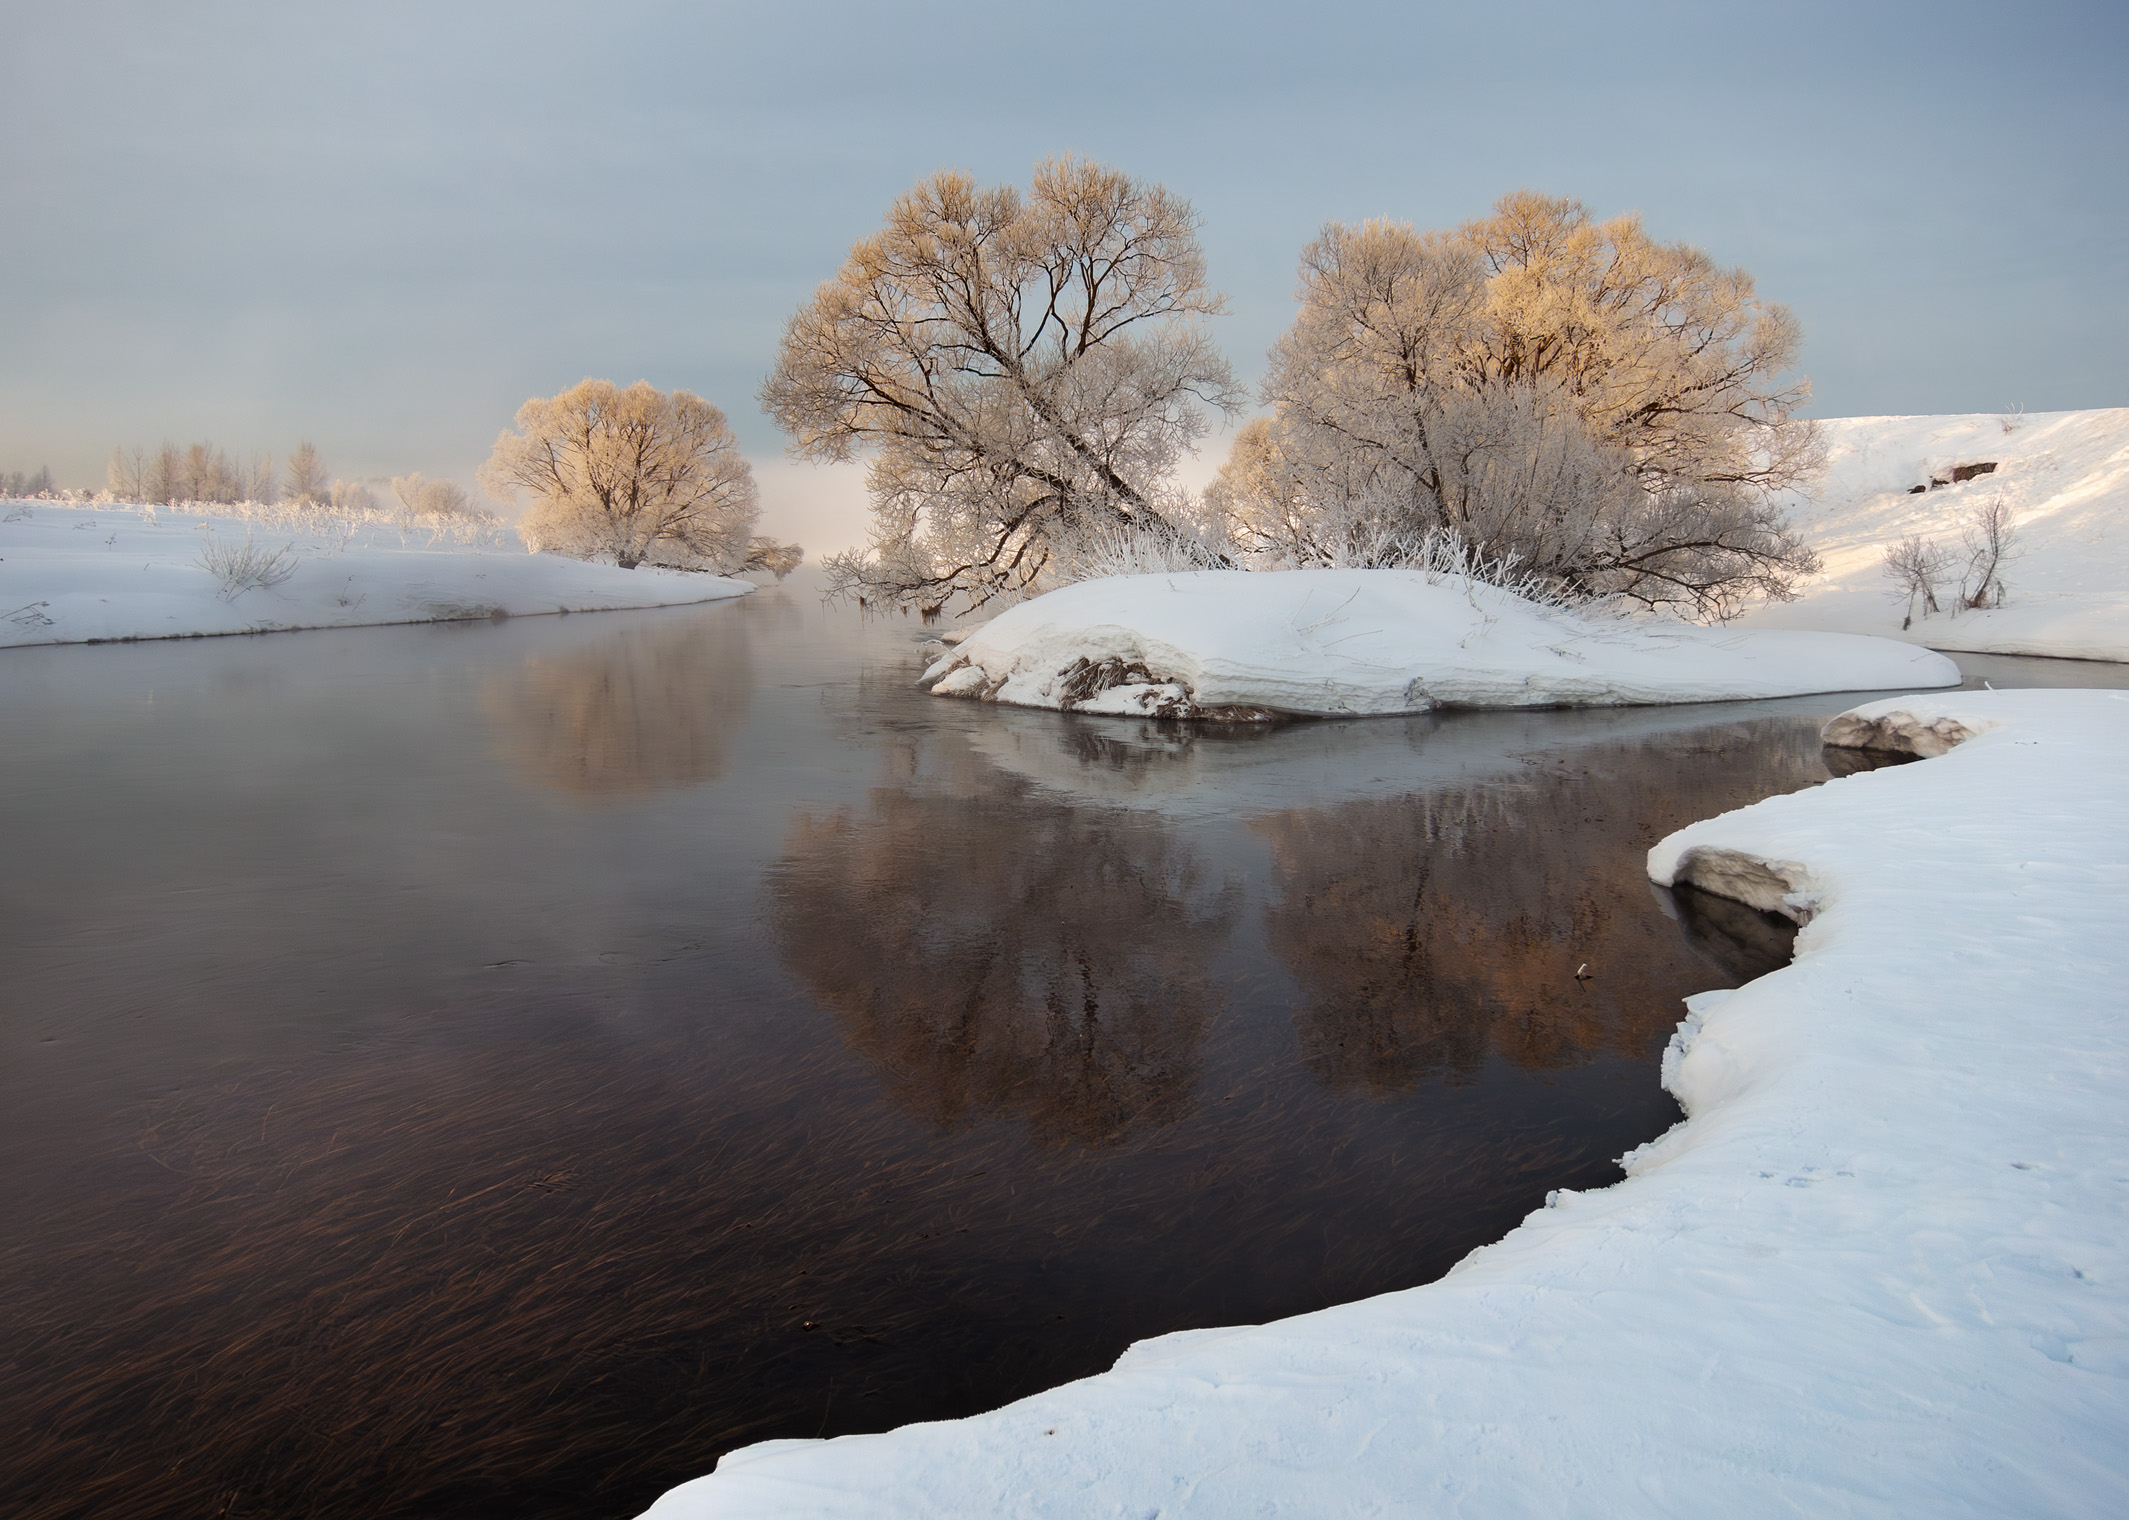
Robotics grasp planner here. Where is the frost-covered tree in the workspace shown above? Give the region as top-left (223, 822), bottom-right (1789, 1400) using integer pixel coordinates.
top-left (143, 445), bottom-right (180, 504)
top-left (390, 472), bottom-right (474, 520)
top-left (241, 452), bottom-right (278, 504)
top-left (108, 446), bottom-right (148, 501)
top-left (283, 442), bottom-right (329, 506)
top-left (330, 479), bottom-right (378, 515)
top-left (1214, 195), bottom-right (1823, 618)
top-left (3, 465), bottom-right (55, 497)
top-left (738, 538), bottom-right (805, 580)
top-left (108, 441), bottom-right (269, 504)
top-left (763, 157), bottom-right (1243, 614)
top-left (177, 443), bottom-right (243, 503)
top-left (481, 379), bottom-right (767, 570)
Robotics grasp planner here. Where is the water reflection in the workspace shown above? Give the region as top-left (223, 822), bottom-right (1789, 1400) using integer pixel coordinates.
top-left (8, 582), bottom-right (2014, 1520)
top-left (1664, 882), bottom-right (1799, 983)
top-left (772, 733), bottom-right (1234, 1145)
top-left (1257, 722), bottom-right (1837, 1093)
top-left (482, 608), bottom-right (753, 795)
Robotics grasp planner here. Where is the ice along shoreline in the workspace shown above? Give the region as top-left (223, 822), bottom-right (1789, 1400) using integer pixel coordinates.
top-left (644, 687), bottom-right (2129, 1519)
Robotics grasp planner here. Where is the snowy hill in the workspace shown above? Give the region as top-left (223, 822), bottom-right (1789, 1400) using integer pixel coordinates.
top-left (1740, 408), bottom-right (2129, 661)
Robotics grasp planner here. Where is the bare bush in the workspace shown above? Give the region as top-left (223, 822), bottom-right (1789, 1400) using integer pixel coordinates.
top-left (1958, 497), bottom-right (2020, 610)
top-left (1881, 534), bottom-right (1950, 626)
top-left (196, 533), bottom-right (300, 599)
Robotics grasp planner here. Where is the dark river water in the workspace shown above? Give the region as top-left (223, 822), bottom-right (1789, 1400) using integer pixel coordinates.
top-left (2, 582), bottom-right (2120, 1520)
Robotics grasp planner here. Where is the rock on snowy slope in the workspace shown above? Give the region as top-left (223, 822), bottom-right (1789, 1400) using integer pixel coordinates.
top-left (0, 502), bottom-right (750, 648)
top-left (1739, 407), bottom-right (2129, 661)
top-left (643, 687), bottom-right (2129, 1520)
top-left (919, 568), bottom-right (1957, 718)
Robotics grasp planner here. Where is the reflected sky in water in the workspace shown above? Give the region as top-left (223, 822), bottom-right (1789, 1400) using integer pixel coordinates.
top-left (2, 586), bottom-right (2118, 1520)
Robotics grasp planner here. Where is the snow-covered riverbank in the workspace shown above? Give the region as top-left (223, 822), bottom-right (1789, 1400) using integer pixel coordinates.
top-left (1741, 407), bottom-right (2129, 662)
top-left (920, 568), bottom-right (1959, 717)
top-left (644, 687), bottom-right (2129, 1519)
top-left (0, 501), bottom-right (750, 647)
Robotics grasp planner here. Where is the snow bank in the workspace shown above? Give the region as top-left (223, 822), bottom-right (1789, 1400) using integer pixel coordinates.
top-left (1741, 408), bottom-right (2129, 661)
top-left (644, 687), bottom-right (2129, 1519)
top-left (919, 568), bottom-right (1957, 717)
top-left (0, 501), bottom-right (750, 647)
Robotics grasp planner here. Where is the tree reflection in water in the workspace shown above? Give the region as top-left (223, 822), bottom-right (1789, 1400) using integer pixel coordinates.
top-left (482, 606), bottom-right (753, 795)
top-left (772, 734), bottom-right (1234, 1145)
top-left (1257, 721), bottom-right (1835, 1093)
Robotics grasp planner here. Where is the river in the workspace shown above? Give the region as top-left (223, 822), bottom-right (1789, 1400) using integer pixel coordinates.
top-left (2, 582), bottom-right (2120, 1519)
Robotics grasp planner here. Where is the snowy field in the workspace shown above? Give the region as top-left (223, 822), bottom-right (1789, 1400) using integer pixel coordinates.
top-left (0, 501), bottom-right (750, 647)
top-left (1741, 408), bottom-right (2129, 662)
top-left (645, 687), bottom-right (2129, 1518)
top-left (921, 568), bottom-right (1959, 717)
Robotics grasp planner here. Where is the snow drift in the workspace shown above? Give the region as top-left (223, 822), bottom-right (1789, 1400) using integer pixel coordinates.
top-left (0, 501), bottom-right (751, 648)
top-left (643, 687), bottom-right (2129, 1519)
top-left (919, 568), bottom-right (1958, 718)
top-left (1741, 407), bottom-right (2129, 661)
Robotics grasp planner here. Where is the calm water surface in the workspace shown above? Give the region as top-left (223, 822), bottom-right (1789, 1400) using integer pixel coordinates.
top-left (2, 586), bottom-right (2119, 1520)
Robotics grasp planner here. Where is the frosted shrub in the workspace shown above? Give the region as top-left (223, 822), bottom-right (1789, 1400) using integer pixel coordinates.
top-left (1052, 510), bottom-right (1575, 615)
top-left (196, 533), bottom-right (300, 599)
top-left (216, 494), bottom-right (511, 552)
top-left (1051, 517), bottom-right (1229, 581)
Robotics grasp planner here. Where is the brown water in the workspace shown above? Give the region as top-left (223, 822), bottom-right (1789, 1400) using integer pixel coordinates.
top-left (1, 587), bottom-right (2114, 1520)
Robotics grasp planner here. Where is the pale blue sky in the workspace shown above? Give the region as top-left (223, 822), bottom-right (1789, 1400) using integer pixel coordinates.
top-left (3, 0), bottom-right (2123, 548)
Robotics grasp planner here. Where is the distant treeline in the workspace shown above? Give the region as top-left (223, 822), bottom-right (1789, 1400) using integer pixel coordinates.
top-left (2, 466), bottom-right (55, 496)
top-left (106, 441), bottom-right (485, 520)
top-left (108, 441), bottom-right (317, 506)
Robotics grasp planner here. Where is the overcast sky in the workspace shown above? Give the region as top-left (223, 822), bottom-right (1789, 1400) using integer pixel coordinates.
top-left (4, 0), bottom-right (2124, 552)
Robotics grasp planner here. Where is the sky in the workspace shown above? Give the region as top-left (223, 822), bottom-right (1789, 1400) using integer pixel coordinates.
top-left (3, 0), bottom-right (2124, 554)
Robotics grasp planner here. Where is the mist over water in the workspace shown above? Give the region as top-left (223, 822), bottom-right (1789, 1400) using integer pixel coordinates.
top-left (1, 587), bottom-right (2111, 1520)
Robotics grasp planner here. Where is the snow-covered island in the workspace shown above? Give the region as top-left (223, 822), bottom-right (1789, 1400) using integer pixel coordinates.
top-left (644, 687), bottom-right (2129, 1518)
top-left (920, 567), bottom-right (1960, 718)
top-left (0, 500), bottom-right (751, 648)
top-left (916, 407), bottom-right (2128, 720)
